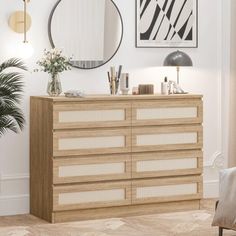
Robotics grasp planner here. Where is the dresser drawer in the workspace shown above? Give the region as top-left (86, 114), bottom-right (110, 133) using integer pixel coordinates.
top-left (132, 99), bottom-right (202, 126)
top-left (53, 181), bottom-right (131, 211)
top-left (53, 102), bottom-right (131, 129)
top-left (132, 125), bottom-right (203, 152)
top-left (53, 154), bottom-right (131, 184)
top-left (132, 176), bottom-right (202, 205)
top-left (132, 150), bottom-right (203, 179)
top-left (53, 128), bottom-right (131, 156)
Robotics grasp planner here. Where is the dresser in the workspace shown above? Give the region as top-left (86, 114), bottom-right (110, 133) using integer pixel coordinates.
top-left (30, 94), bottom-right (203, 223)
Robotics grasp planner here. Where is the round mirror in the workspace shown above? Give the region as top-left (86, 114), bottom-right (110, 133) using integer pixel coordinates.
top-left (49, 0), bottom-right (123, 69)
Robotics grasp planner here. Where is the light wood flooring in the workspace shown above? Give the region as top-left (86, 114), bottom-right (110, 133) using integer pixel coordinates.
top-left (0, 199), bottom-right (236, 236)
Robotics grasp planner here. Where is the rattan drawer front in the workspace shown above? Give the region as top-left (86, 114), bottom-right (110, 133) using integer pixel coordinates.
top-left (132, 125), bottom-right (203, 152)
top-left (132, 176), bottom-right (203, 205)
top-left (53, 154), bottom-right (131, 184)
top-left (132, 150), bottom-right (203, 178)
top-left (53, 128), bottom-right (131, 156)
top-left (132, 99), bottom-right (202, 126)
top-left (53, 181), bottom-right (131, 211)
top-left (53, 102), bottom-right (131, 129)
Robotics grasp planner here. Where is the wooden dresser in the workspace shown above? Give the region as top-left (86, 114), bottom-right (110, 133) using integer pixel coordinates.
top-left (30, 94), bottom-right (203, 223)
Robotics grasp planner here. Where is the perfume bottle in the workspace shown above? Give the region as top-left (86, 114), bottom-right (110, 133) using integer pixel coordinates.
top-left (161, 77), bottom-right (168, 95)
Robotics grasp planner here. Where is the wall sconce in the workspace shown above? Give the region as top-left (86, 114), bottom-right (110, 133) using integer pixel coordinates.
top-left (8, 0), bottom-right (34, 59)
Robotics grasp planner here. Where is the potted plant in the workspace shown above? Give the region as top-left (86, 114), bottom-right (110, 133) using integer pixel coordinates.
top-left (0, 58), bottom-right (27, 137)
top-left (36, 48), bottom-right (71, 96)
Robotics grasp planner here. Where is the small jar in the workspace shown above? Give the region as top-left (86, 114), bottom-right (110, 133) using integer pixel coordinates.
top-left (132, 87), bottom-right (139, 95)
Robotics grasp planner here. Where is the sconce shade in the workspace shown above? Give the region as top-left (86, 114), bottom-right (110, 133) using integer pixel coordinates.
top-left (8, 11), bottom-right (31, 33)
top-left (18, 42), bottom-right (34, 59)
top-left (163, 50), bottom-right (193, 67)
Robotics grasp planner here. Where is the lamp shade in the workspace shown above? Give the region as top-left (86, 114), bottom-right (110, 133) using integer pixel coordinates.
top-left (163, 50), bottom-right (193, 67)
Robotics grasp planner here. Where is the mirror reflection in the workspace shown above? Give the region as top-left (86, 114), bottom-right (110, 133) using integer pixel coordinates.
top-left (49, 0), bottom-right (123, 69)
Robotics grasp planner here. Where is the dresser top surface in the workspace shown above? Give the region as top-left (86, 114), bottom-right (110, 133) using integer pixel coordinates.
top-left (31, 94), bottom-right (203, 102)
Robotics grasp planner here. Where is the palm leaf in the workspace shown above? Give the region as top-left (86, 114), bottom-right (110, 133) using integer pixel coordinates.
top-left (0, 58), bottom-right (27, 73)
top-left (0, 58), bottom-right (26, 137)
top-left (0, 116), bottom-right (18, 136)
top-left (0, 72), bottom-right (24, 105)
top-left (0, 106), bottom-right (25, 130)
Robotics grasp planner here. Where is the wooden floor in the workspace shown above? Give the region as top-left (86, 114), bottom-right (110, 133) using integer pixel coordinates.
top-left (0, 199), bottom-right (236, 236)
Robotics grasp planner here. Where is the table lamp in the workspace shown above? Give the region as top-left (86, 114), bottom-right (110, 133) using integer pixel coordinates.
top-left (163, 50), bottom-right (193, 86)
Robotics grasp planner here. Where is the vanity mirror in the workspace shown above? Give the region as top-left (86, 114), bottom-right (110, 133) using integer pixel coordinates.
top-left (49, 0), bottom-right (123, 69)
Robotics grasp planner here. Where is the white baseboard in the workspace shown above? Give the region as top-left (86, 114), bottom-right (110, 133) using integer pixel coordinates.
top-left (0, 194), bottom-right (29, 216)
top-left (0, 174), bottom-right (29, 216)
top-left (203, 180), bottom-right (219, 198)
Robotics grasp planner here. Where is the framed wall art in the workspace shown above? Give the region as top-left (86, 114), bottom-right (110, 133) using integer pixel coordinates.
top-left (136, 0), bottom-right (198, 48)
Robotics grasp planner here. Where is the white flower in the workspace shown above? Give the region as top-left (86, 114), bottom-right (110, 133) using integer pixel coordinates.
top-left (36, 48), bottom-right (71, 74)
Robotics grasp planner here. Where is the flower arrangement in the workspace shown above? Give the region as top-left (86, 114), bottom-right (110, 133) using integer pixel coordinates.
top-left (36, 48), bottom-right (72, 76)
top-left (36, 48), bottom-right (72, 96)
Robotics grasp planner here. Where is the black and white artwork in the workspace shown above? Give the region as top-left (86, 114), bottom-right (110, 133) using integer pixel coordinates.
top-left (136, 0), bottom-right (198, 48)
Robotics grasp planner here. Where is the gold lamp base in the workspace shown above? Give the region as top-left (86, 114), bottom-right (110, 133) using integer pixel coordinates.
top-left (8, 11), bottom-right (31, 33)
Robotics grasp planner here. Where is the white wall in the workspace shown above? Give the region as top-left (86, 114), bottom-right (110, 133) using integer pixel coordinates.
top-left (0, 0), bottom-right (228, 215)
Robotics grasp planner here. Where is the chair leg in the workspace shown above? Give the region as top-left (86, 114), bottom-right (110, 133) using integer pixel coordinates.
top-left (219, 227), bottom-right (223, 236)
